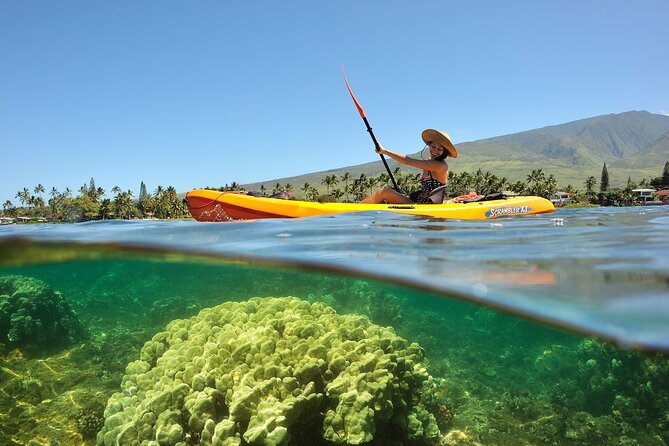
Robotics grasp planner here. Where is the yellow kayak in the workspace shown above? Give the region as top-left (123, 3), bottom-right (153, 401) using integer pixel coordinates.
top-left (186, 189), bottom-right (555, 221)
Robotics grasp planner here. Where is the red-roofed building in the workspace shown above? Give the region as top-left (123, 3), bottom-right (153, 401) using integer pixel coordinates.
top-left (656, 189), bottom-right (669, 204)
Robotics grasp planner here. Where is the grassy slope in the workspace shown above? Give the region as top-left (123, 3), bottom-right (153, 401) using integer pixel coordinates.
top-left (243, 111), bottom-right (669, 193)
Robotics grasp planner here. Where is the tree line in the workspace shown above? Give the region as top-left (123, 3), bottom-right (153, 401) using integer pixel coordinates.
top-left (2, 179), bottom-right (189, 221)
top-left (3, 162), bottom-right (668, 221)
top-left (583, 161), bottom-right (669, 206)
top-left (215, 162), bottom-right (669, 206)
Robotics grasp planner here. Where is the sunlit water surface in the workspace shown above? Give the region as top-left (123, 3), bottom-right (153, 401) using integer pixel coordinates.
top-left (0, 206), bottom-right (667, 445)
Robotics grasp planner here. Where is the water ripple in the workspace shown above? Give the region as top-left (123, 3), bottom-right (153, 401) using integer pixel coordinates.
top-left (1, 205), bottom-right (668, 351)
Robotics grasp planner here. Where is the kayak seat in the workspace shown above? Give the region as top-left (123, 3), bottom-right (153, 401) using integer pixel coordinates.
top-left (426, 185), bottom-right (449, 204)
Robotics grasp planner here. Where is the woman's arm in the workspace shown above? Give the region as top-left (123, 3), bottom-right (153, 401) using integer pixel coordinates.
top-left (377, 145), bottom-right (447, 178)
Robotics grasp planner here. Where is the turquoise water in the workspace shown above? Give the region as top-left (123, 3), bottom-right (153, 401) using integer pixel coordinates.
top-left (0, 206), bottom-right (667, 445)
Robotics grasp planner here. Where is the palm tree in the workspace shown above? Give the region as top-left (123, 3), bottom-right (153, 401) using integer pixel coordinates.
top-left (3, 200), bottom-right (16, 217)
top-left (584, 176), bottom-right (597, 194)
top-left (621, 185), bottom-right (636, 205)
top-left (114, 190), bottom-right (136, 220)
top-left (343, 183), bottom-right (353, 201)
top-left (526, 169), bottom-right (548, 196)
top-left (472, 169), bottom-right (485, 194)
top-left (449, 171), bottom-right (474, 196)
top-left (584, 176), bottom-right (597, 203)
top-left (16, 187), bottom-right (31, 207)
top-left (355, 174), bottom-right (372, 196)
top-left (544, 174), bottom-right (558, 198)
top-left (396, 173), bottom-right (419, 195)
top-left (321, 175), bottom-right (334, 193)
top-left (259, 185), bottom-right (267, 196)
top-left (272, 183), bottom-right (283, 195)
top-left (32, 196), bottom-right (45, 215)
top-left (169, 194), bottom-right (187, 218)
top-left (340, 172), bottom-right (351, 187)
top-left (510, 181), bottom-right (525, 195)
top-left (160, 186), bottom-right (188, 218)
top-left (329, 174), bottom-right (339, 191)
top-left (528, 168), bottom-right (546, 182)
top-left (50, 187), bottom-right (59, 199)
top-left (99, 199), bottom-right (113, 220)
top-left (486, 172), bottom-right (504, 195)
top-left (48, 190), bottom-right (60, 221)
top-left (308, 185), bottom-right (320, 201)
top-left (340, 172), bottom-right (351, 201)
top-left (321, 175), bottom-right (330, 194)
top-left (377, 173), bottom-right (389, 188)
top-left (300, 183), bottom-right (311, 199)
top-left (34, 184), bottom-right (45, 207)
top-left (350, 178), bottom-right (366, 201)
top-left (154, 186), bottom-right (179, 219)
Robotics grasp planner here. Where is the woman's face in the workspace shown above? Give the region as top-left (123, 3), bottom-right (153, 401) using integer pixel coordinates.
top-left (428, 141), bottom-right (445, 159)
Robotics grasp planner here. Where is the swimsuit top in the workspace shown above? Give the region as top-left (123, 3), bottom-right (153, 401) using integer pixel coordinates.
top-left (421, 171), bottom-right (444, 192)
top-left (409, 172), bottom-right (446, 204)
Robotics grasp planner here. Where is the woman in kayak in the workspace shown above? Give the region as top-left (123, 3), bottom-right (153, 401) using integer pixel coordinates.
top-left (361, 129), bottom-right (458, 204)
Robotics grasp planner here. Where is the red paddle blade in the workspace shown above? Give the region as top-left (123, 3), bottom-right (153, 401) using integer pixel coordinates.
top-left (342, 66), bottom-right (366, 119)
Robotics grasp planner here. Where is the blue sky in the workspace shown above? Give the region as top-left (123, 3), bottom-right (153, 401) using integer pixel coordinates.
top-left (2, 1), bottom-right (668, 204)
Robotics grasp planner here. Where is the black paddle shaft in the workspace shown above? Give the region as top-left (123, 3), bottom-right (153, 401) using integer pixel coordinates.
top-left (362, 116), bottom-right (400, 192)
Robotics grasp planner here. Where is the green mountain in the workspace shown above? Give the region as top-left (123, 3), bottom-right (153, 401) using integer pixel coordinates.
top-left (612, 130), bottom-right (669, 168)
top-left (245, 111), bottom-right (669, 191)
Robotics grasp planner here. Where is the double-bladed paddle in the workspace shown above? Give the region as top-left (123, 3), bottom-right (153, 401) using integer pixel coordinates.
top-left (342, 67), bottom-right (400, 192)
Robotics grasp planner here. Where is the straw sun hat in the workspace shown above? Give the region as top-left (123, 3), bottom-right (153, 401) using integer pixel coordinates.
top-left (421, 129), bottom-right (458, 158)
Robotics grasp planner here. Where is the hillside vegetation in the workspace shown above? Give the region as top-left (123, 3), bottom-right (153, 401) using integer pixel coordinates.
top-left (244, 111), bottom-right (669, 191)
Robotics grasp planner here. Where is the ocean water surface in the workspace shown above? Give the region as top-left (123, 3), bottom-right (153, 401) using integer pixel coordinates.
top-left (0, 206), bottom-right (667, 445)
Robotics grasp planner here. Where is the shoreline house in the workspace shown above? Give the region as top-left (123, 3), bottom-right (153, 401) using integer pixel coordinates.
top-left (632, 188), bottom-right (656, 203)
top-left (550, 191), bottom-right (572, 207)
top-left (655, 189), bottom-right (669, 204)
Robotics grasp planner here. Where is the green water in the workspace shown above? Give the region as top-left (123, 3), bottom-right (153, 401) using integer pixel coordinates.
top-left (0, 244), bottom-right (667, 446)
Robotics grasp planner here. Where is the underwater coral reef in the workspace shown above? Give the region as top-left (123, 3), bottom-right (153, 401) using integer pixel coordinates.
top-left (0, 275), bottom-right (84, 354)
top-left (1, 262), bottom-right (668, 446)
top-left (97, 296), bottom-right (441, 445)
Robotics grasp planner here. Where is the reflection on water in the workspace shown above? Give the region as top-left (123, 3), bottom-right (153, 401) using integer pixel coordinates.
top-left (0, 243), bottom-right (667, 445)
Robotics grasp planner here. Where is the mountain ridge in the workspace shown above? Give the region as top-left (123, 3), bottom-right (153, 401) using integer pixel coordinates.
top-left (244, 111), bottom-right (669, 191)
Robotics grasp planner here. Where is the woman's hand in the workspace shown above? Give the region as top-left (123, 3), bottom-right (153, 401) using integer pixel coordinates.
top-left (375, 143), bottom-right (387, 155)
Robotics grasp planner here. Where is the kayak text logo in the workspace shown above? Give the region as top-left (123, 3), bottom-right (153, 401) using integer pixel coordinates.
top-left (485, 206), bottom-right (532, 218)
